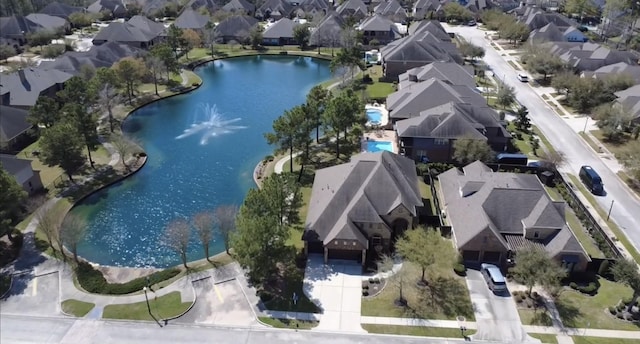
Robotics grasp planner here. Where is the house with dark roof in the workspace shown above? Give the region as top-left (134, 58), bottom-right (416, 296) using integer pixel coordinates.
top-left (185, 0), bottom-right (221, 14)
top-left (87, 0), bottom-right (128, 18)
top-left (374, 0), bottom-right (408, 22)
top-left (222, 0), bottom-right (255, 15)
top-left (310, 12), bottom-right (346, 49)
top-left (386, 78), bottom-right (485, 122)
top-left (335, 0), bottom-right (368, 22)
top-left (39, 1), bottom-right (85, 20)
top-left (174, 8), bottom-right (211, 31)
top-left (214, 15), bottom-right (259, 43)
top-left (412, 0), bottom-right (445, 20)
top-left (92, 15), bottom-right (166, 48)
top-left (545, 41), bottom-right (639, 71)
top-left (294, 0), bottom-right (332, 22)
top-left (357, 14), bottom-right (402, 45)
top-left (25, 13), bottom-right (71, 34)
top-left (381, 21), bottom-right (462, 80)
top-left (262, 18), bottom-right (300, 46)
top-left (0, 106), bottom-right (32, 153)
top-left (581, 62), bottom-right (640, 85)
top-left (39, 42), bottom-right (144, 75)
top-left (614, 84), bottom-right (640, 123)
top-left (303, 151), bottom-right (423, 264)
top-left (398, 61), bottom-right (475, 90)
top-left (530, 22), bottom-right (587, 43)
top-left (438, 161), bottom-right (590, 271)
top-left (0, 154), bottom-right (44, 194)
top-left (518, 6), bottom-right (576, 31)
top-left (395, 102), bottom-right (511, 162)
top-left (0, 68), bottom-right (73, 109)
top-left (256, 0), bottom-right (295, 20)
top-left (0, 15), bottom-right (68, 48)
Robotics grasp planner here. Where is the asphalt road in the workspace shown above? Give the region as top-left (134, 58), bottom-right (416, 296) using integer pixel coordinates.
top-left (447, 25), bottom-right (640, 255)
top-left (0, 314), bottom-right (491, 344)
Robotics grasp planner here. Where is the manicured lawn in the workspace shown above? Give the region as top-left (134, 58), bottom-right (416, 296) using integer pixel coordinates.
top-left (61, 299), bottom-right (95, 317)
top-left (556, 278), bottom-right (639, 331)
top-left (258, 317), bottom-right (318, 329)
top-left (529, 333), bottom-right (558, 344)
top-left (102, 291), bottom-right (191, 321)
top-left (362, 324), bottom-right (475, 338)
top-left (19, 140), bottom-right (64, 188)
top-left (507, 60), bottom-right (521, 71)
top-left (567, 174), bottom-right (640, 263)
top-left (138, 83), bottom-right (167, 95)
top-left (417, 177), bottom-right (436, 215)
top-left (590, 130), bottom-right (632, 158)
top-left (519, 308), bottom-right (553, 326)
top-left (366, 82), bottom-right (395, 99)
top-left (507, 123), bottom-right (538, 157)
top-left (361, 243), bottom-right (475, 321)
top-left (579, 132), bottom-right (601, 152)
top-left (571, 337), bottom-right (640, 344)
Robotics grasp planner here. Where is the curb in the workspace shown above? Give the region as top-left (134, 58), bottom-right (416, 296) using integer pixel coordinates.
top-left (0, 274), bottom-right (14, 299)
top-left (160, 277), bottom-right (198, 323)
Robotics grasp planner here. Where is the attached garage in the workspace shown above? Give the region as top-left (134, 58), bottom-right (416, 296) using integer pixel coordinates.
top-left (328, 249), bottom-right (362, 261)
top-left (462, 250), bottom-right (480, 261)
top-left (483, 251), bottom-right (502, 263)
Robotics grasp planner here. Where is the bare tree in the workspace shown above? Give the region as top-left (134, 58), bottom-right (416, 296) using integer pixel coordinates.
top-left (35, 203), bottom-right (62, 254)
top-left (538, 150), bottom-right (566, 171)
top-left (192, 211), bottom-right (214, 261)
top-left (60, 213), bottom-right (87, 262)
top-left (214, 205), bottom-right (238, 255)
top-left (99, 84), bottom-right (122, 133)
top-left (378, 254), bottom-right (409, 306)
top-left (145, 55), bottom-right (165, 96)
top-left (203, 26), bottom-right (219, 57)
top-left (111, 134), bottom-right (138, 170)
top-left (163, 218), bottom-right (191, 269)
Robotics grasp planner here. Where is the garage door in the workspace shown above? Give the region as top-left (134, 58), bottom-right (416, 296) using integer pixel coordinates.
top-left (328, 249), bottom-right (361, 262)
top-left (483, 251), bottom-right (502, 263)
top-left (463, 250), bottom-right (480, 261)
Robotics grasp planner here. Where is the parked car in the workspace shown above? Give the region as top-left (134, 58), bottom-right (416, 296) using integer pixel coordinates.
top-left (517, 73), bottom-right (529, 82)
top-left (497, 153), bottom-right (528, 166)
top-left (579, 165), bottom-right (604, 195)
top-left (481, 263), bottom-right (507, 294)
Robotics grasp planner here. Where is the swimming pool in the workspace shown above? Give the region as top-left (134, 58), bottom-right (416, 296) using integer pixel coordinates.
top-left (367, 140), bottom-right (393, 153)
top-left (367, 108), bottom-right (383, 124)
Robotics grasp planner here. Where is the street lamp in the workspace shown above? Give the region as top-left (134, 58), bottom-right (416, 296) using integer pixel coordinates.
top-left (144, 276), bottom-right (163, 328)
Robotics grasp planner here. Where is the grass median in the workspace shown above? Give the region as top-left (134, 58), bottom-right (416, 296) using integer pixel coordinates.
top-left (362, 324), bottom-right (475, 338)
top-left (62, 299), bottom-right (95, 317)
top-left (102, 291), bottom-right (191, 321)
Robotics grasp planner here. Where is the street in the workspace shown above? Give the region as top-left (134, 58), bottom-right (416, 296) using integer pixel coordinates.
top-left (0, 314), bottom-right (488, 344)
top-left (446, 25), bottom-right (640, 255)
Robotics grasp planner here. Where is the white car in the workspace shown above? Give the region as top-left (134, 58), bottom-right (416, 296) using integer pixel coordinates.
top-left (517, 73), bottom-right (529, 82)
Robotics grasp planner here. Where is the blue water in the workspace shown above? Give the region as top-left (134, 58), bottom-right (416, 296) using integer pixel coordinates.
top-left (366, 109), bottom-right (382, 123)
top-left (72, 56), bottom-right (331, 267)
top-left (367, 141), bottom-right (393, 153)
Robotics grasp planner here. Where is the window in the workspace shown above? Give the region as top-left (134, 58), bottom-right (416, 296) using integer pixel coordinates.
top-left (434, 138), bottom-right (449, 145)
top-left (372, 235), bottom-right (382, 246)
top-left (533, 231), bottom-right (540, 239)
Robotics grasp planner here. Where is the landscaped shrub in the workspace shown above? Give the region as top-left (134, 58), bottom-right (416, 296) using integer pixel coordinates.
top-left (76, 261), bottom-right (180, 295)
top-left (259, 291), bottom-right (274, 302)
top-left (42, 44), bottom-right (65, 58)
top-left (577, 282), bottom-right (598, 295)
top-left (453, 263), bottom-right (466, 276)
top-left (362, 291), bottom-right (369, 296)
top-left (622, 296), bottom-right (634, 306)
top-left (617, 313), bottom-right (624, 319)
top-left (609, 306), bottom-right (617, 315)
top-left (569, 282), bottom-right (578, 290)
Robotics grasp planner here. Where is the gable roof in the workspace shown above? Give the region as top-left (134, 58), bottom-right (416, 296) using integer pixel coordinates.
top-left (0, 106), bottom-right (31, 143)
top-left (615, 84), bottom-right (640, 120)
top-left (93, 16), bottom-right (165, 43)
top-left (545, 41), bottom-right (639, 71)
top-left (24, 13), bottom-right (68, 31)
top-left (38, 42), bottom-right (144, 75)
top-left (398, 61), bottom-right (475, 89)
top-left (585, 62), bottom-right (640, 84)
top-left (87, 0), bottom-right (127, 15)
top-left (0, 154), bottom-right (34, 185)
top-left (358, 14), bottom-right (397, 32)
top-left (310, 12), bottom-right (346, 46)
top-left (185, 0), bottom-right (221, 13)
top-left (257, 0), bottom-right (295, 18)
top-left (215, 15), bottom-right (259, 38)
top-left (304, 151), bottom-right (423, 247)
top-left (374, 0), bottom-right (407, 19)
top-left (263, 17), bottom-right (299, 39)
top-left (381, 26), bottom-right (461, 66)
top-left (39, 1), bottom-right (84, 19)
top-left (174, 8), bottom-right (210, 29)
top-left (0, 68), bottom-right (73, 107)
top-left (530, 22), bottom-right (564, 43)
top-left (222, 0), bottom-right (255, 13)
top-left (336, 0), bottom-right (368, 16)
top-left (0, 16), bottom-right (42, 39)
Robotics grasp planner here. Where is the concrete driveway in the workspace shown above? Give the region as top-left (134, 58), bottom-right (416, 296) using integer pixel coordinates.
top-left (1, 272), bottom-right (60, 316)
top-left (445, 24), bottom-right (640, 256)
top-left (303, 254), bottom-right (365, 332)
top-left (465, 269), bottom-right (538, 343)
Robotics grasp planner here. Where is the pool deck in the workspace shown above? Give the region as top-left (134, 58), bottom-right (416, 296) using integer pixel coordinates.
top-left (365, 103), bottom-right (389, 126)
top-left (362, 130), bottom-right (398, 153)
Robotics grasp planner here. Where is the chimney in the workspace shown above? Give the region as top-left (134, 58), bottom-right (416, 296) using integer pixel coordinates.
top-left (18, 69), bottom-right (30, 92)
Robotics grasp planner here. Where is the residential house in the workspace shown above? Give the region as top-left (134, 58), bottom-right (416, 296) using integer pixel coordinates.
top-left (0, 14), bottom-right (69, 49)
top-left (614, 84), bottom-right (640, 123)
top-left (581, 62), bottom-right (640, 85)
top-left (0, 68), bottom-right (73, 109)
top-left (530, 22), bottom-right (588, 43)
top-left (87, 0), bottom-right (128, 18)
top-left (398, 61), bottom-right (475, 90)
top-left (374, 0), bottom-right (408, 22)
top-left (140, 0), bottom-right (176, 18)
top-left (488, 0), bottom-right (519, 11)
top-left (214, 15), bottom-right (259, 43)
top-left (545, 41), bottom-right (639, 71)
top-left (39, 42), bottom-right (145, 76)
top-left (0, 106), bottom-right (32, 153)
top-left (256, 0), bottom-right (295, 20)
top-left (0, 154), bottom-right (44, 194)
top-left (357, 14), bottom-right (402, 45)
top-left (310, 12), bottom-right (346, 49)
top-left (185, 0), bottom-right (221, 14)
top-left (25, 13), bottom-right (71, 34)
top-left (294, 0), bottom-right (332, 22)
top-left (262, 18), bottom-right (301, 46)
top-left (222, 0), bottom-right (255, 15)
top-left (412, 0), bottom-right (445, 20)
top-left (518, 6), bottom-right (576, 31)
top-left (92, 15), bottom-right (166, 48)
top-left (174, 8), bottom-right (211, 31)
top-left (380, 21), bottom-right (462, 80)
top-left (438, 161), bottom-right (591, 271)
top-left (386, 78), bottom-right (486, 121)
top-left (39, 2), bottom-right (85, 20)
top-left (335, 0), bottom-right (368, 22)
top-left (302, 151), bottom-right (423, 264)
top-left (395, 102), bottom-right (511, 162)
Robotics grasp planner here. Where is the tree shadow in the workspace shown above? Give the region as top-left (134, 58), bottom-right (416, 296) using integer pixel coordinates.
top-left (555, 297), bottom-right (581, 328)
top-left (416, 276), bottom-right (475, 319)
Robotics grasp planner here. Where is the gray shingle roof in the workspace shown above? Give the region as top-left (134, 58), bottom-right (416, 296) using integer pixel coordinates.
top-left (222, 0), bottom-right (255, 13)
top-left (0, 105), bottom-right (30, 143)
top-left (87, 0), bottom-right (127, 15)
top-left (310, 12), bottom-right (346, 46)
top-left (24, 13), bottom-right (67, 31)
top-left (263, 18), bottom-right (298, 39)
top-left (303, 151), bottom-right (423, 247)
top-left (174, 9), bottom-right (210, 29)
top-left (257, 0), bottom-right (294, 17)
top-left (0, 16), bottom-right (41, 39)
top-left (336, 0), bottom-right (368, 16)
top-left (214, 15), bottom-right (259, 38)
top-left (381, 28), bottom-right (461, 66)
top-left (93, 15), bottom-right (165, 43)
top-left (545, 41), bottom-right (638, 71)
top-left (39, 1), bottom-right (84, 19)
top-left (0, 154), bottom-right (34, 183)
top-left (615, 84), bottom-right (640, 120)
top-left (398, 61), bottom-right (475, 89)
top-left (0, 68), bottom-right (73, 107)
top-left (374, 0), bottom-right (407, 19)
top-left (38, 42), bottom-right (144, 75)
top-left (185, 0), bottom-right (221, 13)
top-left (530, 22), bottom-right (564, 43)
top-left (358, 14), bottom-right (396, 32)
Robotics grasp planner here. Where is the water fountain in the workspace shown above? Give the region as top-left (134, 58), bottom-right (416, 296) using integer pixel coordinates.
top-left (175, 103), bottom-right (247, 145)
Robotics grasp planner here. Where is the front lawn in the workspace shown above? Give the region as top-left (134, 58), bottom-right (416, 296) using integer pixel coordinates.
top-left (102, 291), bottom-right (191, 321)
top-left (366, 82), bottom-right (395, 100)
top-left (528, 333), bottom-right (558, 344)
top-left (259, 317), bottom-right (318, 329)
top-left (571, 337), bottom-right (640, 344)
top-left (362, 324), bottom-right (475, 338)
top-left (62, 299), bottom-right (95, 317)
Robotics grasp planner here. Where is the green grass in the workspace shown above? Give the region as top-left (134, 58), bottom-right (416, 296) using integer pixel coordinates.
top-left (0, 274), bottom-right (11, 296)
top-left (567, 174), bottom-right (640, 263)
top-left (259, 317), bottom-right (318, 329)
top-left (362, 324), bottom-right (476, 338)
top-left (366, 82), bottom-right (395, 99)
top-left (508, 60), bottom-right (521, 71)
top-left (556, 278), bottom-right (639, 331)
top-left (590, 130), bottom-right (631, 158)
top-left (417, 177), bottom-right (436, 215)
top-left (19, 140), bottom-right (64, 187)
top-left (61, 299), bottom-right (95, 317)
top-left (528, 333), bottom-right (559, 344)
top-left (571, 337), bottom-right (640, 344)
top-left (579, 132), bottom-right (601, 152)
top-left (138, 83), bottom-right (167, 94)
top-left (102, 291), bottom-right (191, 321)
top-left (519, 308), bottom-right (554, 326)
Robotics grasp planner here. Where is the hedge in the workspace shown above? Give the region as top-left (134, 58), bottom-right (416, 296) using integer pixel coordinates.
top-left (76, 261), bottom-right (180, 295)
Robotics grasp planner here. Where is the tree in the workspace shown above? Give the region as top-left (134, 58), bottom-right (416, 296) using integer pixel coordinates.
top-left (396, 227), bottom-right (446, 284)
top-left (496, 81), bottom-right (516, 109)
top-left (202, 25), bottom-right (219, 57)
top-left (565, 0), bottom-right (600, 22)
top-left (113, 57), bottom-right (147, 103)
top-left (68, 12), bottom-right (92, 32)
top-left (293, 24), bottom-right (311, 49)
top-left (0, 44), bottom-right (16, 60)
top-left (510, 246), bottom-right (566, 295)
top-left (28, 96), bottom-right (60, 128)
top-left (60, 213), bottom-right (86, 262)
top-left (261, 173), bottom-right (302, 226)
top-left (98, 84), bottom-right (122, 133)
top-left (214, 205), bottom-right (237, 255)
top-left (514, 106), bottom-right (531, 133)
top-left (163, 218), bottom-right (191, 269)
top-left (377, 254), bottom-right (409, 306)
top-left (306, 85), bottom-right (331, 143)
top-left (28, 30), bottom-right (55, 52)
top-left (249, 26), bottom-right (263, 49)
top-left (595, 103), bottom-right (634, 142)
top-left (452, 137), bottom-right (494, 165)
top-left (145, 55), bottom-right (165, 96)
top-left (611, 258), bottom-right (640, 312)
top-left (551, 71), bottom-right (578, 95)
top-left (181, 29), bottom-right (201, 59)
top-left (265, 107), bottom-right (306, 173)
top-left (192, 211), bottom-right (214, 261)
top-left (0, 164), bottom-right (27, 241)
top-left (442, 2), bottom-right (473, 22)
top-left (530, 136), bottom-right (540, 156)
top-left (58, 77), bottom-right (99, 168)
top-left (35, 203), bottom-right (62, 253)
top-left (323, 89), bottom-right (364, 159)
top-left (538, 150), bottom-right (567, 171)
top-left (500, 22), bottom-right (530, 44)
top-left (458, 41), bottom-right (484, 61)
top-left (150, 44), bottom-right (178, 81)
top-left (111, 134), bottom-right (138, 169)
top-left (521, 46), bottom-right (565, 81)
top-left (39, 123), bottom-right (86, 181)
top-left (166, 25), bottom-right (184, 58)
